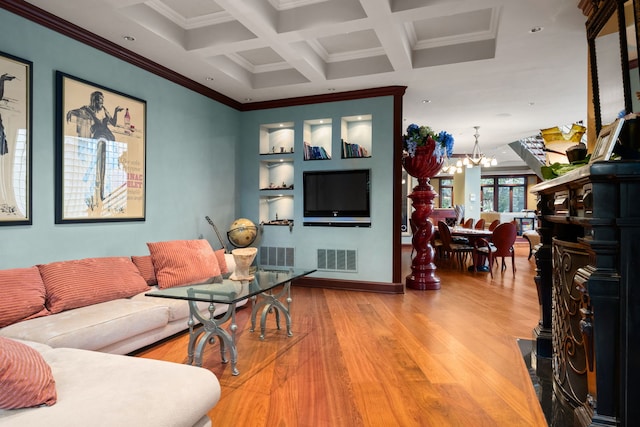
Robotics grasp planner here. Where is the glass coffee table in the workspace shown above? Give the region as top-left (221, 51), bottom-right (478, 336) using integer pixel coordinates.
top-left (145, 267), bottom-right (315, 375)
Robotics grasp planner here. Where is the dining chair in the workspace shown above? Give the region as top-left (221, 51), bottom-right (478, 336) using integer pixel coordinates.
top-left (463, 218), bottom-right (474, 229)
top-left (488, 219), bottom-right (500, 231)
top-left (437, 221), bottom-right (474, 270)
top-left (474, 218), bottom-right (486, 230)
top-left (472, 221), bottom-right (517, 278)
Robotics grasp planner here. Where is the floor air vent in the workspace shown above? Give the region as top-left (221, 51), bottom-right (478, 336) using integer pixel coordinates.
top-left (259, 246), bottom-right (294, 267)
top-left (317, 249), bottom-right (357, 272)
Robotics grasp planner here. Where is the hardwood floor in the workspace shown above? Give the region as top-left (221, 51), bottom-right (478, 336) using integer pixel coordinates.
top-left (136, 243), bottom-right (547, 426)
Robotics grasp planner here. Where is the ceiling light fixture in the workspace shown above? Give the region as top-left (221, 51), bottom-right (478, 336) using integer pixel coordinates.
top-left (123, 35), bottom-right (135, 41)
top-left (463, 126), bottom-right (497, 168)
top-left (440, 157), bottom-right (462, 175)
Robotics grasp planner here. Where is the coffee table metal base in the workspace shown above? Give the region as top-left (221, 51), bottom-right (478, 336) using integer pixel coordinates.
top-left (187, 300), bottom-right (240, 375)
top-left (250, 282), bottom-right (292, 340)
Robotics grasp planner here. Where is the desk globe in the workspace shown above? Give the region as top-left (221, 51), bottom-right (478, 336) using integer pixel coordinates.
top-left (227, 218), bottom-right (258, 248)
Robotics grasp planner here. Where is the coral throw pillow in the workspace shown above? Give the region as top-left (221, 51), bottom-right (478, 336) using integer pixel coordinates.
top-left (0, 337), bottom-right (57, 409)
top-left (0, 267), bottom-right (50, 328)
top-left (147, 239), bottom-right (221, 289)
top-left (215, 249), bottom-right (229, 276)
top-left (131, 255), bottom-right (158, 285)
top-left (38, 257), bottom-right (149, 314)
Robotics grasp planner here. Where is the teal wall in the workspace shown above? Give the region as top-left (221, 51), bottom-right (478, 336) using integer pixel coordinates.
top-left (0, 9), bottom-right (396, 284)
top-left (239, 98), bottom-right (395, 283)
top-left (0, 10), bottom-right (240, 268)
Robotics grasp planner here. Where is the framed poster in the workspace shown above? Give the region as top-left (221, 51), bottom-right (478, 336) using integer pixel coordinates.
top-left (0, 51), bottom-right (32, 226)
top-left (590, 117), bottom-right (624, 163)
top-left (55, 72), bottom-right (146, 223)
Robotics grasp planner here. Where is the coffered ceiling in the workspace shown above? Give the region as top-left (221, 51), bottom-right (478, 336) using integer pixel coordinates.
top-left (20, 0), bottom-right (588, 167)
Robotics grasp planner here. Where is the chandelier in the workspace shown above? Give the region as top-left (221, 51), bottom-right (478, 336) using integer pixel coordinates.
top-left (440, 157), bottom-right (463, 174)
top-left (463, 126), bottom-right (497, 168)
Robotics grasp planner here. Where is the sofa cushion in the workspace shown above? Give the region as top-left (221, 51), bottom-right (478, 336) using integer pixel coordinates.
top-left (215, 249), bottom-right (229, 276)
top-left (37, 257), bottom-right (149, 314)
top-left (0, 347), bottom-right (220, 426)
top-left (131, 255), bottom-right (158, 285)
top-left (147, 239), bottom-right (222, 289)
top-left (0, 337), bottom-right (57, 409)
top-left (0, 299), bottom-right (169, 351)
top-left (0, 267), bottom-right (50, 328)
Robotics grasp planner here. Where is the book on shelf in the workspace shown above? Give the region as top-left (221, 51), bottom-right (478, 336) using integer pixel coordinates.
top-left (304, 141), bottom-right (331, 160)
top-left (341, 139), bottom-right (369, 158)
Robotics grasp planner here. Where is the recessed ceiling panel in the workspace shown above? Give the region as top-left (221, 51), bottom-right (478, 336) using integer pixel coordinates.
top-left (253, 69), bottom-right (310, 89)
top-left (276, 0), bottom-right (366, 33)
top-left (390, 0), bottom-right (450, 13)
top-left (185, 21), bottom-right (257, 51)
top-left (237, 47), bottom-right (286, 67)
top-left (317, 29), bottom-right (382, 56)
top-left (327, 55), bottom-right (394, 80)
top-left (412, 38), bottom-right (496, 68)
top-left (413, 9), bottom-right (493, 40)
top-left (159, 0), bottom-right (224, 19)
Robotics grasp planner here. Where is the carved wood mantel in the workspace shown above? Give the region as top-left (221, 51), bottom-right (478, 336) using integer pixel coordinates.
top-left (531, 161), bottom-right (640, 427)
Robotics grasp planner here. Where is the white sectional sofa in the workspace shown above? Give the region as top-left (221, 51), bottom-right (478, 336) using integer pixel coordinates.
top-left (0, 339), bottom-right (220, 427)
top-left (0, 239), bottom-right (239, 426)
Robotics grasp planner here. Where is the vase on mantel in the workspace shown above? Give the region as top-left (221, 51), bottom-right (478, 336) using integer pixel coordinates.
top-left (403, 145), bottom-right (444, 290)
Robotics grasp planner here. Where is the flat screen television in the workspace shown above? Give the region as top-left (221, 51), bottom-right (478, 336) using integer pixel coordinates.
top-left (303, 169), bottom-right (371, 227)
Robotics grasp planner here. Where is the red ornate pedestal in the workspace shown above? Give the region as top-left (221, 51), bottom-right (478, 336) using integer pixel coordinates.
top-left (403, 145), bottom-right (444, 290)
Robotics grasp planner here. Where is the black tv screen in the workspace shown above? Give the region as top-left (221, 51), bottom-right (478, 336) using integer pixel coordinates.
top-left (303, 169), bottom-right (371, 227)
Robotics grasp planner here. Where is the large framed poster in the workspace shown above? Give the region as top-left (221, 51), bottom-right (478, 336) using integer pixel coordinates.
top-left (0, 51), bottom-right (32, 226)
top-left (55, 72), bottom-right (146, 223)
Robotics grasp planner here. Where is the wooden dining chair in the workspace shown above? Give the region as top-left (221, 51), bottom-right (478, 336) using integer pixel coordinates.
top-left (474, 218), bottom-right (485, 230)
top-left (437, 221), bottom-right (473, 270)
top-left (463, 218), bottom-right (474, 229)
top-left (472, 222), bottom-right (517, 278)
top-left (488, 219), bottom-right (500, 231)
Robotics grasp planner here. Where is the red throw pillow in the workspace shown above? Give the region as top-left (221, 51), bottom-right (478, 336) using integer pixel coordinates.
top-left (215, 249), bottom-right (229, 275)
top-left (147, 239), bottom-right (222, 289)
top-left (38, 257), bottom-right (149, 314)
top-left (0, 337), bottom-right (57, 409)
top-left (0, 267), bottom-right (50, 328)
top-left (131, 255), bottom-right (158, 285)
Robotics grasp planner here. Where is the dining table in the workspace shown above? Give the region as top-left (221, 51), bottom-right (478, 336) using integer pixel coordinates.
top-left (449, 226), bottom-right (493, 272)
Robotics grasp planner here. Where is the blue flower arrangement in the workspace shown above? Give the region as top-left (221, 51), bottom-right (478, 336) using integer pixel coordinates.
top-left (402, 123), bottom-right (454, 158)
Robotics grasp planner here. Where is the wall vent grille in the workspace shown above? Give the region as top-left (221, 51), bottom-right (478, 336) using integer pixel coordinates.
top-left (317, 249), bottom-right (357, 272)
top-left (259, 246), bottom-right (294, 267)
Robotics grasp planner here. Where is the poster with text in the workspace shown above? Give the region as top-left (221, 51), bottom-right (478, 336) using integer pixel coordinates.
top-left (55, 72), bottom-right (146, 223)
top-left (0, 52), bottom-right (32, 226)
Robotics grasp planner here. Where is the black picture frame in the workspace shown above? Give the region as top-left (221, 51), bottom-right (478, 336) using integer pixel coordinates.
top-left (0, 51), bottom-right (32, 226)
top-left (55, 72), bottom-right (146, 223)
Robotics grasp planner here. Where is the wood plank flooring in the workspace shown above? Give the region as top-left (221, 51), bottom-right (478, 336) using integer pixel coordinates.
top-left (135, 243), bottom-right (547, 426)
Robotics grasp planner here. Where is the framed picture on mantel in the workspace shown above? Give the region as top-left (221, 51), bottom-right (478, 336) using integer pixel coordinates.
top-left (55, 71), bottom-right (146, 223)
top-left (0, 51), bottom-right (32, 226)
top-left (590, 117), bottom-right (624, 163)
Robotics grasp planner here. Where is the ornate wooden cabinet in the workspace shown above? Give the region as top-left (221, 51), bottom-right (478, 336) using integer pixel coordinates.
top-left (531, 160), bottom-right (640, 427)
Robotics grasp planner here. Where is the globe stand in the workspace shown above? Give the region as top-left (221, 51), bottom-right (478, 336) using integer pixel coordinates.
top-left (405, 177), bottom-right (440, 290)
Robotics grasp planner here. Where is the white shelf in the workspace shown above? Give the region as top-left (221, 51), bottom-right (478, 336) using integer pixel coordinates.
top-left (259, 194), bottom-right (294, 224)
top-left (259, 122), bottom-right (294, 155)
top-left (341, 114), bottom-right (372, 158)
top-left (303, 118), bottom-right (332, 160)
top-left (259, 158), bottom-right (294, 191)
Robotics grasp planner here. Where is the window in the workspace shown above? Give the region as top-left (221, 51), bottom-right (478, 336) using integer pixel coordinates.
top-left (439, 178), bottom-right (453, 208)
top-left (481, 178), bottom-right (495, 212)
top-left (482, 176), bottom-right (527, 212)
